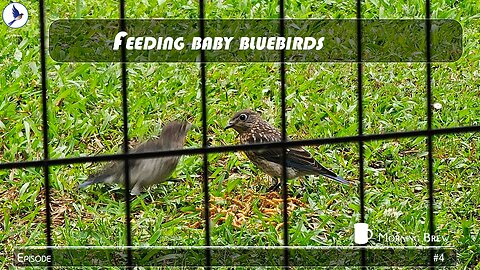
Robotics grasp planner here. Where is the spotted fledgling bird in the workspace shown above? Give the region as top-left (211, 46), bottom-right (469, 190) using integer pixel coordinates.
top-left (225, 109), bottom-right (349, 191)
top-left (8, 5), bottom-right (24, 26)
top-left (79, 121), bottom-right (191, 195)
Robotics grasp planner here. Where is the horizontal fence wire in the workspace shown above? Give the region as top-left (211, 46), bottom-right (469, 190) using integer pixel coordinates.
top-left (12, 0), bottom-right (480, 268)
top-left (2, 126), bottom-right (478, 171)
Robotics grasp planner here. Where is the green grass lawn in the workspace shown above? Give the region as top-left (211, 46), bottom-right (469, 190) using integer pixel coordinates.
top-left (1, 0), bottom-right (479, 268)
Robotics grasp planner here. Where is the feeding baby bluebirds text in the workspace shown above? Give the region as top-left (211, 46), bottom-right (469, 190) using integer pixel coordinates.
top-left (225, 109), bottom-right (349, 191)
top-left (79, 121), bottom-right (191, 195)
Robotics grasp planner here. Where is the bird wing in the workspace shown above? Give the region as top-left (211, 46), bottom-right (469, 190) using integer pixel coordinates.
top-left (250, 141), bottom-right (320, 173)
top-left (80, 160), bottom-right (122, 187)
top-left (12, 5), bottom-right (20, 17)
top-left (241, 124), bottom-right (306, 168)
top-left (243, 126), bottom-right (349, 184)
top-left (243, 127), bottom-right (297, 166)
top-left (259, 146), bottom-right (349, 184)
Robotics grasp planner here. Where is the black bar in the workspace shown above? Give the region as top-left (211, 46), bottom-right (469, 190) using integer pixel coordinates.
top-left (48, 19), bottom-right (463, 63)
top-left (13, 246), bottom-right (458, 267)
top-left (425, 0), bottom-right (436, 267)
top-left (278, 0), bottom-right (289, 269)
top-left (38, 0), bottom-right (53, 267)
top-left (198, 0), bottom-right (211, 268)
top-left (1, 125), bottom-right (479, 171)
top-left (119, 0), bottom-right (133, 267)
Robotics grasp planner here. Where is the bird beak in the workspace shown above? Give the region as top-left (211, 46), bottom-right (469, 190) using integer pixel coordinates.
top-left (224, 122), bottom-right (234, 130)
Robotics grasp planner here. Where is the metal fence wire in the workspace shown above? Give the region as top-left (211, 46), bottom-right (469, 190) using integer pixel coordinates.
top-left (1, 0), bottom-right (480, 268)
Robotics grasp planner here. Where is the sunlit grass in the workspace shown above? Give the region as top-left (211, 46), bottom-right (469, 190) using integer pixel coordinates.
top-left (0, 0), bottom-right (479, 268)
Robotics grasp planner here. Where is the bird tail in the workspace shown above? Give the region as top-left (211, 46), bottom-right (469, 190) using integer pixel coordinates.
top-left (8, 20), bottom-right (15, 26)
top-left (313, 166), bottom-right (350, 185)
top-left (322, 172), bottom-right (350, 185)
top-left (78, 173), bottom-right (114, 188)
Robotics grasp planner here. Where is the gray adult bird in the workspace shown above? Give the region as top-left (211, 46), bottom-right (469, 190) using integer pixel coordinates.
top-left (79, 121), bottom-right (192, 195)
top-left (225, 109), bottom-right (349, 191)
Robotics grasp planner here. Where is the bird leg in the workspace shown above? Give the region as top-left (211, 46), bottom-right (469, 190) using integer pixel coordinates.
top-left (267, 177), bottom-right (281, 192)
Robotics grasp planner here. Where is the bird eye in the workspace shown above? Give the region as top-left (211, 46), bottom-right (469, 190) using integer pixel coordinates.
top-left (239, 114), bottom-right (248, 121)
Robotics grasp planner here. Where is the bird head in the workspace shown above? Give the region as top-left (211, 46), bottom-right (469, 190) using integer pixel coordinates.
top-left (224, 109), bottom-right (261, 133)
top-left (161, 121), bottom-right (192, 148)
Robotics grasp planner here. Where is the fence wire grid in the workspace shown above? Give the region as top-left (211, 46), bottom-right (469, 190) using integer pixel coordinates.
top-left (1, 0), bottom-right (479, 268)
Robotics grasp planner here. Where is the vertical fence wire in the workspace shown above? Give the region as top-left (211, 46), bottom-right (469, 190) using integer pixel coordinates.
top-left (38, 0), bottom-right (52, 267)
top-left (198, 0), bottom-right (211, 267)
top-left (425, 0), bottom-right (436, 267)
top-left (356, 0), bottom-right (366, 268)
top-left (119, 0), bottom-right (133, 267)
top-left (278, 0), bottom-right (289, 268)
top-left (355, 0), bottom-right (365, 225)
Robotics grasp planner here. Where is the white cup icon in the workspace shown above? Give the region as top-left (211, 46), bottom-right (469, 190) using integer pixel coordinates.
top-left (354, 223), bottom-right (373, 244)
